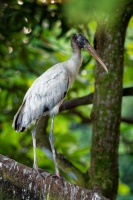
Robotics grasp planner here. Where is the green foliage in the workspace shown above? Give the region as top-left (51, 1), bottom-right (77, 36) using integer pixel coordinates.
top-left (0, 1), bottom-right (133, 199)
top-left (118, 181), bottom-right (130, 195)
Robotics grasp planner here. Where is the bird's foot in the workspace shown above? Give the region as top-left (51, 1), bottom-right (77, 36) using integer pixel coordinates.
top-left (55, 171), bottom-right (60, 178)
top-left (49, 172), bottom-right (65, 187)
top-left (51, 172), bottom-right (60, 179)
top-left (32, 164), bottom-right (45, 179)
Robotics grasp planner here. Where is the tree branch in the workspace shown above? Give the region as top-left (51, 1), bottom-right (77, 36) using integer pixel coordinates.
top-left (123, 87), bottom-right (133, 96)
top-left (121, 117), bottom-right (133, 124)
top-left (60, 87), bottom-right (133, 112)
top-left (60, 93), bottom-right (93, 112)
top-left (0, 154), bottom-right (108, 200)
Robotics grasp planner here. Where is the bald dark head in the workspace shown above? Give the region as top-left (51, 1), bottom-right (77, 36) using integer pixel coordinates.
top-left (72, 33), bottom-right (90, 49)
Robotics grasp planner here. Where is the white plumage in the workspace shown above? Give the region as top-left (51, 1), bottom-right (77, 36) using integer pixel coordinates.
top-left (13, 46), bottom-right (82, 132)
top-left (12, 33), bottom-right (107, 177)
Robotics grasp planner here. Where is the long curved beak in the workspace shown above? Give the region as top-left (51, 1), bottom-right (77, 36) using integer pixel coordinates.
top-left (85, 43), bottom-right (108, 73)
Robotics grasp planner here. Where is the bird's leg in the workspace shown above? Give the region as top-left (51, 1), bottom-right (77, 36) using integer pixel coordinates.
top-left (32, 120), bottom-right (44, 178)
top-left (32, 120), bottom-right (38, 170)
top-left (49, 114), bottom-right (60, 178)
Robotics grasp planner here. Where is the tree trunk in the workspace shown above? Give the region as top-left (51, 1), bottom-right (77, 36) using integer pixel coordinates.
top-left (89, 1), bottom-right (133, 199)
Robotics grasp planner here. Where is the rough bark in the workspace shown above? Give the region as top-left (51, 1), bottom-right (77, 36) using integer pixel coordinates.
top-left (89, 1), bottom-right (133, 199)
top-left (0, 154), bottom-right (108, 200)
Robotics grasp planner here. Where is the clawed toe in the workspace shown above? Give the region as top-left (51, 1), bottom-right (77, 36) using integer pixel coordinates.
top-left (49, 173), bottom-right (64, 187)
top-left (32, 165), bottom-right (45, 179)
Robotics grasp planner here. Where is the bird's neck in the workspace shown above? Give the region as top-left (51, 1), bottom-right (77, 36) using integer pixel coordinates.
top-left (71, 50), bottom-right (82, 70)
top-left (70, 40), bottom-right (82, 72)
top-left (71, 38), bottom-right (81, 54)
top-left (66, 42), bottom-right (82, 87)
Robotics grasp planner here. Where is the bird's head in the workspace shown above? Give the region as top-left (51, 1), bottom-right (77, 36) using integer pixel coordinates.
top-left (72, 33), bottom-right (89, 49)
top-left (72, 33), bottom-right (108, 73)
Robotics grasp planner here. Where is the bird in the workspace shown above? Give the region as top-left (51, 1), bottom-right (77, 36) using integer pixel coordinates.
top-left (12, 33), bottom-right (108, 178)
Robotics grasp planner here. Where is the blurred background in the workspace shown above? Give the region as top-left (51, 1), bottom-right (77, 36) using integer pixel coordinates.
top-left (0, 1), bottom-right (133, 199)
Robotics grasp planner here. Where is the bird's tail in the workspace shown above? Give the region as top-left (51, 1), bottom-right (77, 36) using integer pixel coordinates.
top-left (12, 100), bottom-right (27, 132)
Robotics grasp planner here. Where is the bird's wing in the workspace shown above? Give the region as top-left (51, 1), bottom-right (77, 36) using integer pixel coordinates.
top-left (13, 65), bottom-right (70, 132)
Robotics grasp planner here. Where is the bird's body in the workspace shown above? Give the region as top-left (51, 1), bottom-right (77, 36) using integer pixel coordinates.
top-left (12, 33), bottom-right (108, 177)
top-left (13, 44), bottom-right (82, 132)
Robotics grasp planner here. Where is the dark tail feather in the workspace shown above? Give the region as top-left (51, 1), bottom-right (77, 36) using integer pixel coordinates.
top-left (14, 114), bottom-right (26, 132)
top-left (12, 100), bottom-right (26, 132)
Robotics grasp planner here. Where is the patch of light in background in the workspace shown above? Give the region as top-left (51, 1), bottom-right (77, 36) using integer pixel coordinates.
top-left (41, 0), bottom-right (62, 4)
top-left (24, 17), bottom-right (28, 23)
top-left (23, 27), bottom-right (32, 34)
top-left (23, 38), bottom-right (29, 44)
top-left (17, 0), bottom-right (23, 5)
top-left (8, 47), bottom-right (13, 53)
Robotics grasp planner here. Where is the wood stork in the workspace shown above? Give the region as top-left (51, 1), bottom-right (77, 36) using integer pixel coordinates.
top-left (12, 33), bottom-right (108, 177)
